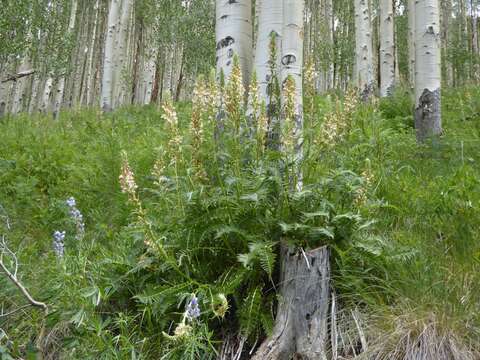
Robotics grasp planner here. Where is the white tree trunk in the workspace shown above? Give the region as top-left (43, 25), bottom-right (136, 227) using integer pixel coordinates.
top-left (325, 0), bottom-right (334, 91)
top-left (101, 0), bottom-right (120, 111)
top-left (28, 74), bottom-right (40, 114)
top-left (53, 0), bottom-right (78, 118)
top-left (379, 0), bottom-right (395, 97)
top-left (408, 0), bottom-right (416, 86)
top-left (84, 0), bottom-right (100, 107)
top-left (11, 58), bottom-right (31, 114)
top-left (0, 65), bottom-right (13, 116)
top-left (282, 0), bottom-right (304, 191)
top-left (113, 0), bottom-right (133, 108)
top-left (414, 0), bottom-right (442, 141)
top-left (215, 0), bottom-right (253, 87)
top-left (254, 0), bottom-right (283, 101)
top-left (41, 77), bottom-right (54, 113)
top-left (354, 0), bottom-right (374, 99)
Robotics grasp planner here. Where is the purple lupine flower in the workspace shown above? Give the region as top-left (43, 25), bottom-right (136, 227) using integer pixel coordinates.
top-left (66, 197), bottom-right (85, 240)
top-left (53, 231), bottom-right (66, 258)
top-left (66, 197), bottom-right (76, 208)
top-left (185, 294), bottom-right (201, 321)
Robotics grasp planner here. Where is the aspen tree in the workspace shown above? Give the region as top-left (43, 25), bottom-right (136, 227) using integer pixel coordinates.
top-left (53, 0), bottom-right (77, 118)
top-left (254, 0), bottom-right (283, 101)
top-left (101, 0), bottom-right (120, 112)
top-left (215, 0), bottom-right (253, 87)
top-left (408, 0), bottom-right (416, 86)
top-left (380, 0), bottom-right (395, 97)
top-left (354, 0), bottom-right (375, 99)
top-left (414, 0), bottom-right (442, 141)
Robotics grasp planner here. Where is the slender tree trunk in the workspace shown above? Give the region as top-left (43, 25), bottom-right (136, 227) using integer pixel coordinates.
top-left (254, 0), bottom-right (283, 103)
top-left (28, 73), bottom-right (40, 114)
top-left (53, 0), bottom-right (78, 118)
top-left (354, 0), bottom-right (375, 100)
top-left (472, 0), bottom-right (479, 80)
top-left (84, 0), bottom-right (100, 107)
top-left (281, 0), bottom-right (304, 191)
top-left (41, 77), bottom-right (54, 113)
top-left (11, 57), bottom-right (31, 114)
top-left (380, 0), bottom-right (395, 97)
top-left (101, 0), bottom-right (120, 112)
top-left (414, 0), bottom-right (442, 141)
top-left (325, 0), bottom-right (334, 91)
top-left (215, 0), bottom-right (253, 87)
top-left (113, 0), bottom-right (133, 108)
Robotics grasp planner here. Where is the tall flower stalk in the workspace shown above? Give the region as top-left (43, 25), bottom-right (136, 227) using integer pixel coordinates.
top-left (161, 97), bottom-right (185, 214)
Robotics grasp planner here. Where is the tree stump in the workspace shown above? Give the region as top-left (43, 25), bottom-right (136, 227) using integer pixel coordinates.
top-left (251, 245), bottom-right (331, 360)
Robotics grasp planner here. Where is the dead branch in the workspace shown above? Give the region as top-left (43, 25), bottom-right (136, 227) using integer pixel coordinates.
top-left (1, 70), bottom-right (35, 83)
top-left (0, 206), bottom-right (48, 354)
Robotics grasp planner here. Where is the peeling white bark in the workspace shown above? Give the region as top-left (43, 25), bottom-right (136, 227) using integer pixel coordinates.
top-left (380, 0), bottom-right (395, 97)
top-left (414, 0), bottom-right (442, 140)
top-left (408, 0), bottom-right (416, 86)
top-left (281, 0), bottom-right (304, 191)
top-left (11, 58), bottom-right (31, 114)
top-left (354, 0), bottom-right (374, 99)
top-left (216, 0), bottom-right (253, 87)
top-left (254, 0), bottom-right (283, 101)
top-left (54, 0), bottom-right (78, 118)
top-left (101, 0), bottom-right (120, 111)
top-left (41, 77), bottom-right (54, 113)
top-left (113, 0), bottom-right (133, 108)
top-left (85, 0), bottom-right (100, 107)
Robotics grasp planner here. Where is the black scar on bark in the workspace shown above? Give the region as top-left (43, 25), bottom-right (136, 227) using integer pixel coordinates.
top-left (216, 36), bottom-right (235, 50)
top-left (282, 54), bottom-right (297, 66)
top-left (415, 88), bottom-right (442, 142)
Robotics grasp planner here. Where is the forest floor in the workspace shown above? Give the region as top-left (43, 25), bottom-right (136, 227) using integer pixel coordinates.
top-left (1, 86), bottom-right (480, 359)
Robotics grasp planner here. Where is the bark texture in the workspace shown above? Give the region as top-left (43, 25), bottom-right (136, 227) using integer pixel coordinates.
top-left (252, 246), bottom-right (330, 360)
top-left (282, 0), bottom-right (304, 191)
top-left (215, 0), bottom-right (253, 86)
top-left (408, 0), bottom-right (416, 86)
top-left (101, 0), bottom-right (120, 112)
top-left (255, 0), bottom-right (283, 101)
top-left (354, 0), bottom-right (374, 100)
top-left (379, 0), bottom-right (395, 97)
top-left (414, 0), bottom-right (442, 141)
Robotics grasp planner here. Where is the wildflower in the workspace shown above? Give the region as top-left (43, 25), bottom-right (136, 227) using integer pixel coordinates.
top-left (190, 77), bottom-right (207, 180)
top-left (66, 197), bottom-right (76, 208)
top-left (304, 58), bottom-right (317, 116)
top-left (162, 293), bottom-right (201, 342)
top-left (318, 88), bottom-right (358, 148)
top-left (282, 76), bottom-right (297, 155)
top-left (53, 230), bottom-right (66, 258)
top-left (152, 147), bottom-right (168, 187)
top-left (161, 98), bottom-right (183, 166)
top-left (185, 294), bottom-right (201, 322)
top-left (225, 56), bottom-right (245, 133)
top-left (205, 68), bottom-right (219, 122)
top-left (66, 196), bottom-right (85, 240)
top-left (212, 293), bottom-right (229, 319)
top-left (119, 151), bottom-right (139, 203)
top-left (354, 160), bottom-right (374, 206)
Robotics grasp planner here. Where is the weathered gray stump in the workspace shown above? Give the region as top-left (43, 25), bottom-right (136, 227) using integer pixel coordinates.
top-left (251, 245), bottom-right (331, 360)
top-left (415, 88), bottom-right (442, 142)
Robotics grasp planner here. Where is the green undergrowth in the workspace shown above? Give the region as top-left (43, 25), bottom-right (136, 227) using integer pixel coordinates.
top-left (0, 85), bottom-right (480, 359)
